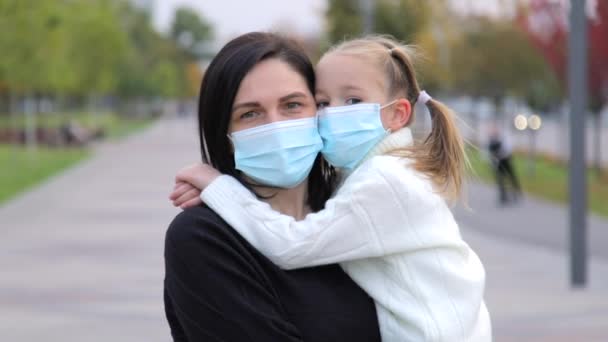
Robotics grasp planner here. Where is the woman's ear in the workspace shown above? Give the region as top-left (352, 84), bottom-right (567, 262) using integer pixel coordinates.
top-left (383, 98), bottom-right (412, 131)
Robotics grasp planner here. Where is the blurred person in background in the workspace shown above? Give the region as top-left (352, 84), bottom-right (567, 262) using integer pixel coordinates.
top-left (488, 125), bottom-right (521, 205)
top-left (163, 32), bottom-right (382, 342)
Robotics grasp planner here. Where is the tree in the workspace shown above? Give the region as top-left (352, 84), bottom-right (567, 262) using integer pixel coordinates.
top-left (0, 0), bottom-right (132, 97)
top-left (116, 3), bottom-right (194, 99)
top-left (67, 0), bottom-right (129, 96)
top-left (451, 17), bottom-right (560, 113)
top-left (325, 0), bottom-right (430, 43)
top-left (170, 7), bottom-right (213, 60)
top-left (374, 0), bottom-right (430, 44)
top-left (517, 0), bottom-right (608, 173)
top-left (324, 0), bottom-right (438, 88)
top-left (325, 0), bottom-right (364, 43)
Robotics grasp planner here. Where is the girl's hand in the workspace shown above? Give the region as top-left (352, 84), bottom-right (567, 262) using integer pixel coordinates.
top-left (169, 162), bottom-right (221, 209)
top-left (170, 181), bottom-right (202, 209)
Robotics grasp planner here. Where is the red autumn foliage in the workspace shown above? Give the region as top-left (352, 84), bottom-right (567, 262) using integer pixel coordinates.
top-left (517, 0), bottom-right (608, 108)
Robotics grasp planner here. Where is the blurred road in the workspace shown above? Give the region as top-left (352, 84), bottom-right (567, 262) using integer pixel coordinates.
top-left (1, 117), bottom-right (607, 341)
top-left (0, 117), bottom-right (198, 342)
top-left (455, 182), bottom-right (608, 259)
top-left (455, 185), bottom-right (608, 341)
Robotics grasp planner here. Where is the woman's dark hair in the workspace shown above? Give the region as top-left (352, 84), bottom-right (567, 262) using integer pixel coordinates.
top-left (198, 32), bottom-right (336, 211)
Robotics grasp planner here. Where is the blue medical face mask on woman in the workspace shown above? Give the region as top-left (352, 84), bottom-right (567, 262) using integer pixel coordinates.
top-left (229, 117), bottom-right (323, 188)
top-left (318, 101), bottom-right (395, 170)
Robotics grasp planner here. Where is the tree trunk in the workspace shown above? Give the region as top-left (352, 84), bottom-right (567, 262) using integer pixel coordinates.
top-left (8, 92), bottom-right (19, 158)
top-left (24, 93), bottom-right (37, 150)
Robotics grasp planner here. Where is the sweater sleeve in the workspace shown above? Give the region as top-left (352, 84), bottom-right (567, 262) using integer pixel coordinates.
top-left (200, 166), bottom-right (417, 269)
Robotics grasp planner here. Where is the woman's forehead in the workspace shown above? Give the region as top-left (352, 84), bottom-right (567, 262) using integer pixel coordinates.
top-left (235, 59), bottom-right (311, 104)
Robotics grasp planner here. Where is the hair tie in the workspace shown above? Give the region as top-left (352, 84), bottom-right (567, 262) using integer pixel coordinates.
top-left (418, 90), bottom-right (432, 105)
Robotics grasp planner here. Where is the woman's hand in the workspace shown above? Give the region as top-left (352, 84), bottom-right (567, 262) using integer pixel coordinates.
top-left (169, 162), bottom-right (221, 209)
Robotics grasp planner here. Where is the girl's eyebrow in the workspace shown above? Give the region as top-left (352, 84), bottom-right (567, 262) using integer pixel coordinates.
top-left (315, 89), bottom-right (328, 97)
top-left (342, 85), bottom-right (364, 91)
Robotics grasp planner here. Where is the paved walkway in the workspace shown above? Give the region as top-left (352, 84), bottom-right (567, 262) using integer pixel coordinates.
top-left (1, 117), bottom-right (606, 341)
top-left (0, 118), bottom-right (199, 341)
top-left (456, 183), bottom-right (608, 341)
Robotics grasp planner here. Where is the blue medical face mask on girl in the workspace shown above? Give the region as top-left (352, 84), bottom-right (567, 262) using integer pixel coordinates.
top-left (229, 117), bottom-right (323, 188)
top-left (318, 101), bottom-right (396, 170)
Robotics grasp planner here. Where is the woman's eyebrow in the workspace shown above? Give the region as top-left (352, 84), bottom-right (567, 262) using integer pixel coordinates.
top-left (232, 101), bottom-right (260, 112)
top-left (279, 92), bottom-right (307, 102)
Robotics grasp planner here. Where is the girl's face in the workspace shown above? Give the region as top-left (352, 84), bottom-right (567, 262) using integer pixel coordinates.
top-left (315, 52), bottom-right (411, 131)
top-left (230, 58), bottom-right (317, 133)
top-left (315, 53), bottom-right (388, 109)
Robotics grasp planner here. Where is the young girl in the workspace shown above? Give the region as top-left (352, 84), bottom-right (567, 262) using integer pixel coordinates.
top-left (171, 36), bottom-right (491, 341)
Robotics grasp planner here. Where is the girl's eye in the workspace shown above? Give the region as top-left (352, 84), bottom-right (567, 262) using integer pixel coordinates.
top-left (239, 111), bottom-right (259, 120)
top-left (316, 101), bottom-right (329, 109)
top-left (345, 98), bottom-right (362, 105)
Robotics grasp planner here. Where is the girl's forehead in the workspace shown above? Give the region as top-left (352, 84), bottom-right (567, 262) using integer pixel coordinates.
top-left (316, 52), bottom-right (367, 70)
top-left (315, 53), bottom-right (386, 92)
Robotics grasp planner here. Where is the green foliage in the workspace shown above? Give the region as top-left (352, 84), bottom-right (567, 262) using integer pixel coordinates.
top-left (326, 0), bottom-right (363, 43)
top-left (374, 0), bottom-right (430, 44)
top-left (323, 0), bottom-right (435, 90)
top-left (451, 18), bottom-right (561, 109)
top-left (0, 0), bottom-right (212, 99)
top-left (325, 0), bottom-right (430, 44)
top-left (171, 7), bottom-right (213, 60)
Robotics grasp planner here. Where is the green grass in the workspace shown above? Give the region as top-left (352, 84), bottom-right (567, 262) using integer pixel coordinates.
top-left (0, 145), bottom-right (89, 204)
top-left (467, 147), bottom-right (608, 218)
top-left (0, 112), bottom-right (155, 205)
top-left (0, 112), bottom-right (155, 140)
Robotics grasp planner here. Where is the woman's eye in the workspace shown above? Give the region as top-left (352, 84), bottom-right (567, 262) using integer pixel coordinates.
top-left (316, 101), bottom-right (329, 109)
top-left (345, 98), bottom-right (362, 105)
top-left (239, 111), bottom-right (259, 120)
top-left (286, 102), bottom-right (302, 111)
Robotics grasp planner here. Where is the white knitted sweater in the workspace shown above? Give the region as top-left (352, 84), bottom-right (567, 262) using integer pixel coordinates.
top-left (201, 127), bottom-right (492, 341)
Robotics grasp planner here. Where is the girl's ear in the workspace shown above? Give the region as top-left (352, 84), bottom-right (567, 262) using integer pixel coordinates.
top-left (383, 98), bottom-right (412, 131)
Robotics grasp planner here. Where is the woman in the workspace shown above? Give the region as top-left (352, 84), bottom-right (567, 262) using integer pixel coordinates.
top-left (164, 32), bottom-right (381, 341)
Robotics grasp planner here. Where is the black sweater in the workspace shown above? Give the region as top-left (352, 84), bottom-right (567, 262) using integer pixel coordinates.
top-left (164, 206), bottom-right (381, 341)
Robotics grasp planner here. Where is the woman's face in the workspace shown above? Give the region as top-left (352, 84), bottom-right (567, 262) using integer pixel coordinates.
top-left (229, 58), bottom-right (317, 134)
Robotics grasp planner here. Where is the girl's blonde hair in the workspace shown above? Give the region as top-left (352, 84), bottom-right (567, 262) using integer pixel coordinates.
top-left (325, 35), bottom-right (466, 202)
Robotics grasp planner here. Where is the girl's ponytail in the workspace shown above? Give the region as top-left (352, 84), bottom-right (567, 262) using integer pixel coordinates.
top-left (386, 39), bottom-right (466, 201)
top-left (415, 98), bottom-right (466, 201)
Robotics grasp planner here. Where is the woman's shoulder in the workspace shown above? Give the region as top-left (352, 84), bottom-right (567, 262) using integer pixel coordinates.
top-left (166, 205), bottom-right (227, 246)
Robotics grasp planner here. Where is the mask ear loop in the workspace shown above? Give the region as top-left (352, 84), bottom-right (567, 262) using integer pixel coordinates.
top-left (380, 100), bottom-right (399, 134)
top-left (380, 99), bottom-right (399, 110)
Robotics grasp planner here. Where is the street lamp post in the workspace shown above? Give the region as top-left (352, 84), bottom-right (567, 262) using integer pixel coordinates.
top-left (569, 0), bottom-right (588, 288)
